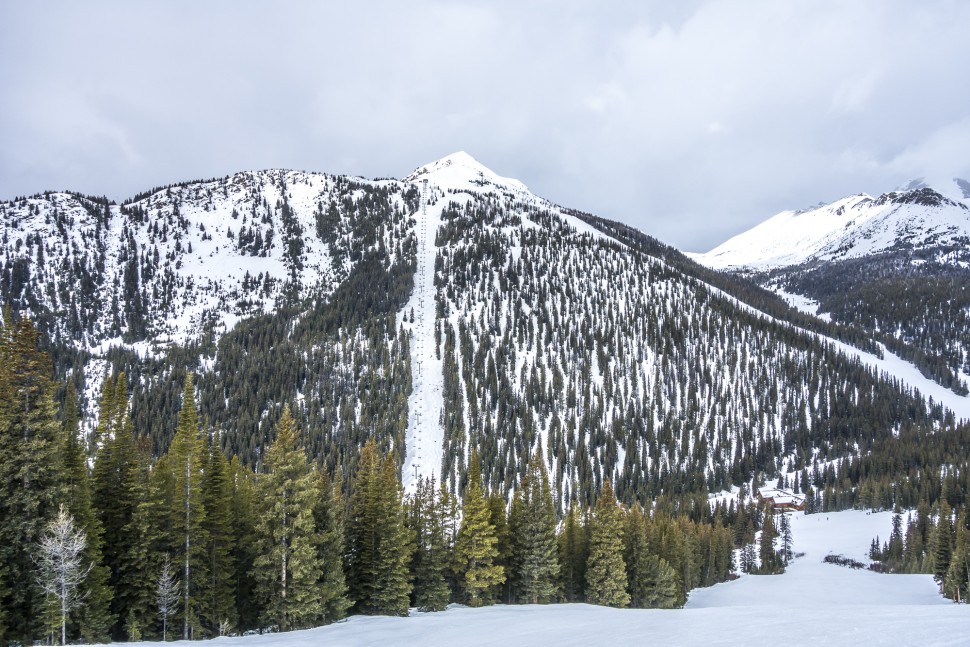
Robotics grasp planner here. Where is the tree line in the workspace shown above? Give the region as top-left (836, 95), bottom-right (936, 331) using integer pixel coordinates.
top-left (0, 315), bottom-right (739, 645)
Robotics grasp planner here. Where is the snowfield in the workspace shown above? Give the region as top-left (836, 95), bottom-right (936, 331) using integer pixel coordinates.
top-left (90, 510), bottom-right (968, 647)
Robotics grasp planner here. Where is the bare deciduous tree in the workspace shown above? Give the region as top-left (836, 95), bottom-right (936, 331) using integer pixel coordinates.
top-left (37, 505), bottom-right (90, 646)
top-left (156, 554), bottom-right (181, 641)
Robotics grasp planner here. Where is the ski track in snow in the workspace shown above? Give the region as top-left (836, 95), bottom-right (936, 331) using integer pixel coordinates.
top-left (399, 184), bottom-right (445, 491)
top-left (80, 510), bottom-right (969, 647)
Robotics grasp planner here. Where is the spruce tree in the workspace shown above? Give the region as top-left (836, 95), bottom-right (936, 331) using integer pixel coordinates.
top-left (585, 480), bottom-right (629, 607)
top-left (557, 505), bottom-right (588, 602)
top-left (60, 383), bottom-right (113, 642)
top-left (166, 373), bottom-right (208, 638)
top-left (229, 456), bottom-right (258, 631)
top-left (0, 316), bottom-right (67, 643)
top-left (91, 373), bottom-right (143, 638)
top-left (347, 440), bottom-right (382, 611)
top-left (408, 476), bottom-right (451, 612)
top-left (200, 430), bottom-right (236, 634)
top-left (346, 440), bottom-right (413, 616)
top-left (639, 555), bottom-right (681, 609)
top-left (758, 506), bottom-right (780, 574)
top-left (509, 445), bottom-right (559, 604)
top-left (943, 513), bottom-right (968, 602)
top-left (312, 471), bottom-right (350, 623)
top-left (624, 504), bottom-right (651, 608)
top-left (251, 406), bottom-right (323, 630)
top-left (932, 500), bottom-right (954, 585)
top-left (371, 458), bottom-right (414, 616)
top-left (454, 450), bottom-right (504, 607)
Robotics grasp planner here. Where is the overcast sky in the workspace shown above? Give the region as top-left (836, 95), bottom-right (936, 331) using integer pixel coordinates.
top-left (2, 1), bottom-right (969, 251)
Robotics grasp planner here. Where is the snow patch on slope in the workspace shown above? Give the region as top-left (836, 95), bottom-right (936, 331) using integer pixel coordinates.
top-left (399, 185), bottom-right (446, 491)
top-left (691, 187), bottom-right (970, 271)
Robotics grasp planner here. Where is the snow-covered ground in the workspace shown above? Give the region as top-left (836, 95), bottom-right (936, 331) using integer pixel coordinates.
top-left (97, 510), bottom-right (968, 647)
top-left (399, 181), bottom-right (446, 491)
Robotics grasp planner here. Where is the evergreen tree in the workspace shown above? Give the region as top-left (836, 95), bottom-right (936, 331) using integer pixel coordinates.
top-left (347, 440), bottom-right (414, 615)
top-left (91, 372), bottom-right (144, 639)
top-left (585, 481), bottom-right (629, 608)
top-left (251, 406), bottom-right (323, 630)
top-left (557, 505), bottom-right (588, 602)
top-left (509, 445), bottom-right (559, 604)
top-left (454, 450), bottom-right (504, 606)
top-left (0, 316), bottom-right (67, 643)
top-left (312, 471), bottom-right (350, 623)
top-left (200, 429), bottom-right (236, 634)
top-left (126, 445), bottom-right (171, 636)
top-left (943, 513), bottom-right (968, 602)
top-left (624, 504), bottom-right (651, 608)
top-left (758, 507), bottom-right (781, 574)
top-left (932, 500), bottom-right (954, 585)
top-left (371, 458), bottom-right (414, 616)
top-left (778, 512), bottom-right (793, 565)
top-left (408, 476), bottom-right (451, 612)
top-left (60, 382), bottom-right (113, 642)
top-left (487, 493), bottom-right (512, 604)
top-left (638, 555), bottom-right (681, 609)
top-left (229, 456), bottom-right (258, 631)
top-left (166, 373), bottom-right (208, 638)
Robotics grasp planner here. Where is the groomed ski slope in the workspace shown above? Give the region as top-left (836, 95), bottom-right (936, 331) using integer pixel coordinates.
top-left (94, 510), bottom-right (968, 647)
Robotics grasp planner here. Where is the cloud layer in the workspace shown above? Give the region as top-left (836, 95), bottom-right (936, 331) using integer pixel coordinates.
top-left (2, 0), bottom-right (968, 250)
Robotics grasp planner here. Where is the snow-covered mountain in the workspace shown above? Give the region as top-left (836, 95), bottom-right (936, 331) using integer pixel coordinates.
top-left (0, 155), bottom-right (958, 504)
top-left (690, 180), bottom-right (970, 271)
top-left (690, 178), bottom-right (970, 399)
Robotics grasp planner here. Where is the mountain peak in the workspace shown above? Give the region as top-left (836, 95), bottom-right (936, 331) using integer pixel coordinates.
top-left (405, 151), bottom-right (529, 194)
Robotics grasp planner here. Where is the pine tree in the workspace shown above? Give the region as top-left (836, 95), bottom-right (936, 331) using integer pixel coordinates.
top-left (932, 500), bottom-right (954, 585)
top-left (126, 445), bottom-right (171, 636)
top-left (585, 481), bottom-right (629, 608)
top-left (251, 406), bottom-right (323, 630)
top-left (371, 458), bottom-right (414, 616)
top-left (0, 316), bottom-right (67, 643)
top-left (229, 456), bottom-right (258, 631)
top-left (454, 450), bottom-right (504, 606)
top-left (624, 504), bottom-right (651, 608)
top-left (408, 476), bottom-right (451, 612)
top-left (312, 471), bottom-right (350, 623)
top-left (200, 430), bottom-right (236, 634)
top-left (639, 555), bottom-right (681, 609)
top-left (778, 512), bottom-right (793, 565)
top-left (557, 505), bottom-right (588, 602)
top-left (60, 383), bottom-right (113, 642)
top-left (758, 507), bottom-right (781, 574)
top-left (943, 513), bottom-right (968, 602)
top-left (92, 372), bottom-right (152, 639)
top-left (166, 373), bottom-right (208, 638)
top-left (509, 445), bottom-right (559, 603)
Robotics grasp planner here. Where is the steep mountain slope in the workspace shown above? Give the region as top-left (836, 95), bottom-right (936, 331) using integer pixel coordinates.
top-left (0, 156), bottom-right (953, 506)
top-left (690, 180), bottom-right (970, 397)
top-left (692, 183), bottom-right (970, 271)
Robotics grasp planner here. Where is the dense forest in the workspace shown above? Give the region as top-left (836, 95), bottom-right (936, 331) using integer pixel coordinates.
top-left (0, 316), bottom-right (748, 644)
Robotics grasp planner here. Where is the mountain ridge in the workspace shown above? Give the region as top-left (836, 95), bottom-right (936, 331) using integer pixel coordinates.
top-left (0, 153), bottom-right (958, 507)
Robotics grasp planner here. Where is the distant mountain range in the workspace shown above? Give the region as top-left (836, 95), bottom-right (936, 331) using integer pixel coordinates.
top-left (0, 154), bottom-right (965, 505)
top-left (691, 178), bottom-right (970, 398)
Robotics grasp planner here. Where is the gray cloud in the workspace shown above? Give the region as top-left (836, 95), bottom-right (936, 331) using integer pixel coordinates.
top-left (2, 0), bottom-right (969, 251)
